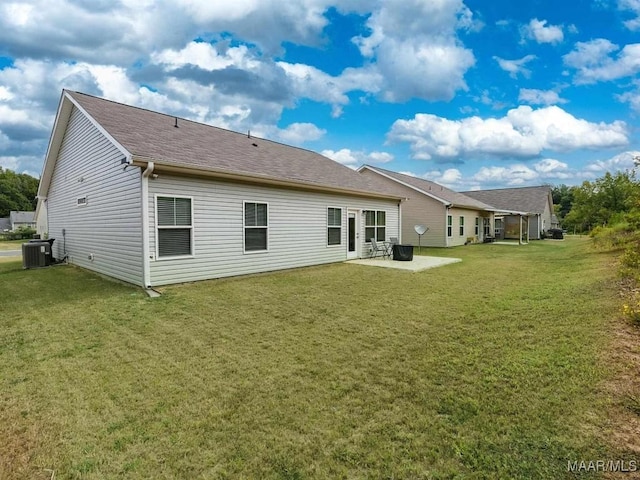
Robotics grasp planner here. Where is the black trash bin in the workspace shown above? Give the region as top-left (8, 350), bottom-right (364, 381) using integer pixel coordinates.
top-left (392, 244), bottom-right (414, 261)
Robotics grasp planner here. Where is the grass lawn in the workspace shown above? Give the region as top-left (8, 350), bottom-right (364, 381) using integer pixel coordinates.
top-left (0, 237), bottom-right (634, 479)
top-left (0, 239), bottom-right (25, 251)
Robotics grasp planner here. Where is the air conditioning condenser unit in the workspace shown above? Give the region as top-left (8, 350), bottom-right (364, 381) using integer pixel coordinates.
top-left (22, 242), bottom-right (52, 269)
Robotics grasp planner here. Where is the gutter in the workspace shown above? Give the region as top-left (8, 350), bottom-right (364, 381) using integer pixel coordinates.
top-left (141, 161), bottom-right (154, 288)
top-left (130, 156), bottom-right (403, 202)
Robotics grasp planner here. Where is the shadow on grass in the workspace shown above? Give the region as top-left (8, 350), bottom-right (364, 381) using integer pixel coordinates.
top-left (0, 259), bottom-right (141, 312)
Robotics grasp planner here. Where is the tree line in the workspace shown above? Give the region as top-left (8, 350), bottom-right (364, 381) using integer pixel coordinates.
top-left (0, 167), bottom-right (39, 218)
top-left (552, 170), bottom-right (640, 233)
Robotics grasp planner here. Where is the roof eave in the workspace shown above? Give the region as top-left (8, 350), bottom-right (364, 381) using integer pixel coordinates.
top-left (132, 157), bottom-right (403, 202)
top-left (358, 165), bottom-right (449, 205)
top-left (450, 203), bottom-right (495, 212)
top-left (37, 92), bottom-right (73, 198)
top-left (38, 90), bottom-right (132, 199)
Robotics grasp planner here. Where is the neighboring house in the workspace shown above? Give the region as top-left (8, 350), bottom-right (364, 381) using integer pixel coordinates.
top-left (37, 90), bottom-right (403, 287)
top-left (0, 217), bottom-right (10, 232)
top-left (358, 165), bottom-right (496, 247)
top-left (551, 214), bottom-right (560, 229)
top-left (462, 186), bottom-right (554, 240)
top-left (9, 211), bottom-right (36, 230)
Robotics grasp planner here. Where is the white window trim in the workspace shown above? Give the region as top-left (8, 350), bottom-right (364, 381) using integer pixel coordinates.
top-left (77, 196), bottom-right (88, 207)
top-left (459, 216), bottom-right (464, 236)
top-left (475, 217), bottom-right (479, 236)
top-left (447, 215), bottom-right (453, 238)
top-left (243, 200), bottom-right (269, 254)
top-left (154, 194), bottom-right (195, 261)
top-left (327, 206), bottom-right (343, 247)
top-left (364, 209), bottom-right (387, 243)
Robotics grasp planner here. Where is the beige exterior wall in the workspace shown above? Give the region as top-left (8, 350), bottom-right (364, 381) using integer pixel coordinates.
top-left (447, 207), bottom-right (492, 247)
top-left (359, 169), bottom-right (494, 248)
top-left (540, 194), bottom-right (553, 234)
top-left (359, 169), bottom-right (448, 247)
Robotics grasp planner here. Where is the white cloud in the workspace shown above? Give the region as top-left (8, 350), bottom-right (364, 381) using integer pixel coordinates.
top-left (352, 0), bottom-right (476, 102)
top-left (0, 156), bottom-right (19, 171)
top-left (368, 151), bottom-right (394, 164)
top-left (523, 18), bottom-right (564, 44)
top-left (494, 54), bottom-right (537, 78)
top-left (401, 152), bottom-right (640, 191)
top-left (321, 148), bottom-right (394, 167)
top-left (275, 123), bottom-right (325, 145)
top-left (473, 164), bottom-right (539, 185)
top-left (534, 158), bottom-right (569, 174)
top-left (617, 85), bottom-right (640, 111)
top-left (0, 0), bottom-right (339, 63)
top-left (426, 168), bottom-right (463, 186)
top-left (277, 62), bottom-right (353, 115)
top-left (387, 105), bottom-right (629, 161)
top-left (152, 42), bottom-right (260, 72)
top-left (619, 0), bottom-right (640, 30)
top-left (472, 158), bottom-right (573, 187)
top-left (518, 88), bottom-right (567, 106)
top-left (584, 150), bottom-right (640, 172)
top-left (563, 39), bottom-right (640, 83)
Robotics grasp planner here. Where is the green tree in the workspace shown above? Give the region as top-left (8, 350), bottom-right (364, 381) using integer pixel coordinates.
top-left (551, 184), bottom-right (575, 221)
top-left (0, 167), bottom-right (39, 217)
top-left (563, 171), bottom-right (640, 232)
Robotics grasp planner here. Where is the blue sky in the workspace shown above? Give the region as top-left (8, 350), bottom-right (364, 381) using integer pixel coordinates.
top-left (1, 0), bottom-right (640, 190)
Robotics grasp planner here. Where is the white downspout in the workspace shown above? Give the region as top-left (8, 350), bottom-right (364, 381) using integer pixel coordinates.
top-left (398, 200), bottom-right (403, 244)
top-left (141, 162), bottom-right (154, 288)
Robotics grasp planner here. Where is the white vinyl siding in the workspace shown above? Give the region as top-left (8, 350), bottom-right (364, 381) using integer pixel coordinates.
top-left (327, 207), bottom-right (342, 246)
top-left (147, 175), bottom-right (399, 286)
top-left (156, 196), bottom-right (193, 258)
top-left (46, 106), bottom-right (143, 285)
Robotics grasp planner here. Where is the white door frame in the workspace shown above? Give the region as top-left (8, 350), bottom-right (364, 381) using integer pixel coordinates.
top-left (347, 209), bottom-right (359, 259)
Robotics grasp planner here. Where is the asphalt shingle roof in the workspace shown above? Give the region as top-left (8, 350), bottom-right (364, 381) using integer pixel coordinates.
top-left (362, 166), bottom-right (495, 211)
top-left (462, 186), bottom-right (552, 214)
top-left (9, 211), bottom-right (35, 224)
top-left (67, 91), bottom-right (401, 199)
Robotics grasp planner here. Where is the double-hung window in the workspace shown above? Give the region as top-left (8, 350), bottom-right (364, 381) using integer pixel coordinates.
top-left (244, 202), bottom-right (268, 252)
top-left (447, 215), bottom-right (453, 237)
top-left (475, 217), bottom-right (479, 236)
top-left (459, 216), bottom-right (465, 236)
top-left (156, 196), bottom-right (193, 258)
top-left (327, 207), bottom-right (342, 246)
top-left (364, 210), bottom-right (386, 242)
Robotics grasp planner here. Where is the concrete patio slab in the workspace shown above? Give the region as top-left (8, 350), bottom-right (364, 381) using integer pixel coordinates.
top-left (347, 255), bottom-right (461, 272)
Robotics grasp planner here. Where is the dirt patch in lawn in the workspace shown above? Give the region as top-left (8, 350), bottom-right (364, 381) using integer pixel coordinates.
top-left (601, 279), bottom-right (640, 480)
top-left (0, 410), bottom-right (45, 480)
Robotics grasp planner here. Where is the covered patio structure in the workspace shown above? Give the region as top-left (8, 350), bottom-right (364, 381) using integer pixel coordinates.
top-left (493, 210), bottom-right (530, 245)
